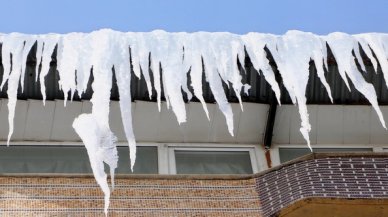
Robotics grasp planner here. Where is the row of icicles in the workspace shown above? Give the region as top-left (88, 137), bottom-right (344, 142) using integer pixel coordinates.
top-left (1, 29), bottom-right (388, 214)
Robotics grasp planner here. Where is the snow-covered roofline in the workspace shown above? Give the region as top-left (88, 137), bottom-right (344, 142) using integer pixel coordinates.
top-left (1, 29), bottom-right (388, 214)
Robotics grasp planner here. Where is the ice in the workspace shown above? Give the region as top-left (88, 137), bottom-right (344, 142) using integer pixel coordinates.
top-left (127, 32), bottom-right (155, 101)
top-left (73, 114), bottom-right (117, 215)
top-left (37, 34), bottom-right (60, 104)
top-left (243, 31), bottom-right (334, 149)
top-left (356, 34), bottom-right (388, 88)
top-left (268, 31), bottom-right (334, 149)
top-left (325, 32), bottom-right (386, 129)
top-left (109, 31), bottom-right (137, 170)
top-left (1, 29), bottom-right (388, 214)
top-left (20, 37), bottom-right (36, 93)
top-left (315, 36), bottom-right (334, 103)
top-left (127, 31), bottom-right (245, 130)
top-left (71, 30), bottom-right (122, 214)
top-left (242, 33), bottom-right (282, 104)
top-left (1, 33), bottom-right (35, 145)
top-left (35, 37), bottom-right (43, 82)
top-left (183, 34), bottom-right (210, 119)
top-left (185, 32), bottom-right (247, 135)
top-left (144, 31), bottom-right (187, 123)
top-left (57, 32), bottom-right (88, 104)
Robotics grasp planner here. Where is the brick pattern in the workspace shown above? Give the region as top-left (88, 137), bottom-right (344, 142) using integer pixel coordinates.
top-left (0, 177), bottom-right (261, 217)
top-left (0, 156), bottom-right (387, 217)
top-left (255, 157), bottom-right (388, 217)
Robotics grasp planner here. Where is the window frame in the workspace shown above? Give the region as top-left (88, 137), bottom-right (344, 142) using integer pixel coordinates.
top-left (167, 145), bottom-right (260, 174)
top-left (270, 143), bottom-right (385, 166)
top-left (0, 142), bottom-right (160, 174)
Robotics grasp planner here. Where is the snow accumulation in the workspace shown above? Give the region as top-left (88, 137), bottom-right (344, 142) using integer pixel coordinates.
top-left (1, 29), bottom-right (388, 214)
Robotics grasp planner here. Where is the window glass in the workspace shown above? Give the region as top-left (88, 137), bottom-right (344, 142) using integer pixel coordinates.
top-left (279, 147), bottom-right (373, 163)
top-left (118, 146), bottom-right (158, 174)
top-left (175, 150), bottom-right (253, 174)
top-left (0, 146), bottom-right (158, 174)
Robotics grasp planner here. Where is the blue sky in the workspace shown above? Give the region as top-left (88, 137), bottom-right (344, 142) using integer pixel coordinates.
top-left (1, 0), bottom-right (387, 35)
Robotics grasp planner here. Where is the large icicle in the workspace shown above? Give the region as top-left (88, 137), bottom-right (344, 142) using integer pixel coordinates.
top-left (112, 31), bottom-right (137, 171)
top-left (325, 32), bottom-right (386, 128)
top-left (71, 30), bottom-right (120, 215)
top-left (1, 33), bottom-right (35, 145)
top-left (73, 114), bottom-right (117, 215)
top-left (268, 31), bottom-right (333, 149)
top-left (242, 33), bottom-right (282, 104)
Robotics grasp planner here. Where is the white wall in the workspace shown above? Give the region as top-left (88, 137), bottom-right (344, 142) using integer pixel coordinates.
top-left (1, 99), bottom-right (388, 146)
top-left (0, 99), bottom-right (268, 144)
top-left (272, 104), bottom-right (388, 145)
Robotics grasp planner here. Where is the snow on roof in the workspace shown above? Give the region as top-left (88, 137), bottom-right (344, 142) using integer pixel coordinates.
top-left (1, 29), bottom-right (388, 214)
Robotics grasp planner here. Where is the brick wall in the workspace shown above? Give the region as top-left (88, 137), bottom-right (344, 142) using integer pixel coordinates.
top-left (0, 153), bottom-right (386, 217)
top-left (256, 154), bottom-right (388, 217)
top-left (0, 177), bottom-right (261, 216)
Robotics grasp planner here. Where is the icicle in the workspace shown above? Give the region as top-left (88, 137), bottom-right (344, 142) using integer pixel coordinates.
top-left (355, 37), bottom-right (379, 73)
top-left (112, 32), bottom-right (137, 171)
top-left (188, 33), bottom-right (236, 135)
top-left (127, 33), bottom-right (153, 99)
top-left (1, 33), bottom-right (31, 145)
top-left (1, 34), bottom-right (14, 90)
top-left (181, 47), bottom-right (194, 102)
top-left (149, 31), bottom-right (187, 123)
top-left (207, 33), bottom-right (246, 111)
top-left (39, 34), bottom-right (60, 105)
top-left (72, 30), bottom-right (121, 215)
top-left (73, 114), bottom-right (117, 215)
top-left (184, 37), bottom-right (210, 119)
top-left (324, 34), bottom-right (352, 91)
top-left (268, 31), bottom-right (332, 150)
top-left (313, 37), bottom-right (334, 103)
top-left (20, 37), bottom-right (36, 93)
top-left (57, 33), bottom-right (87, 105)
top-left (356, 34), bottom-right (388, 88)
top-left (242, 33), bottom-right (282, 104)
top-left (325, 32), bottom-right (386, 129)
top-left (35, 39), bottom-right (43, 82)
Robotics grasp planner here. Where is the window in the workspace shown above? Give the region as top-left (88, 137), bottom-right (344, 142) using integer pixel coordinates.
top-left (0, 146), bottom-right (91, 174)
top-left (0, 145), bottom-right (158, 174)
top-left (117, 146), bottom-right (158, 174)
top-left (174, 150), bottom-right (253, 174)
top-left (278, 147), bottom-right (373, 163)
top-left (168, 146), bottom-right (261, 174)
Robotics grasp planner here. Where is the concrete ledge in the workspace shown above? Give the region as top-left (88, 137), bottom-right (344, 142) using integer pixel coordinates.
top-left (277, 198), bottom-right (388, 217)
